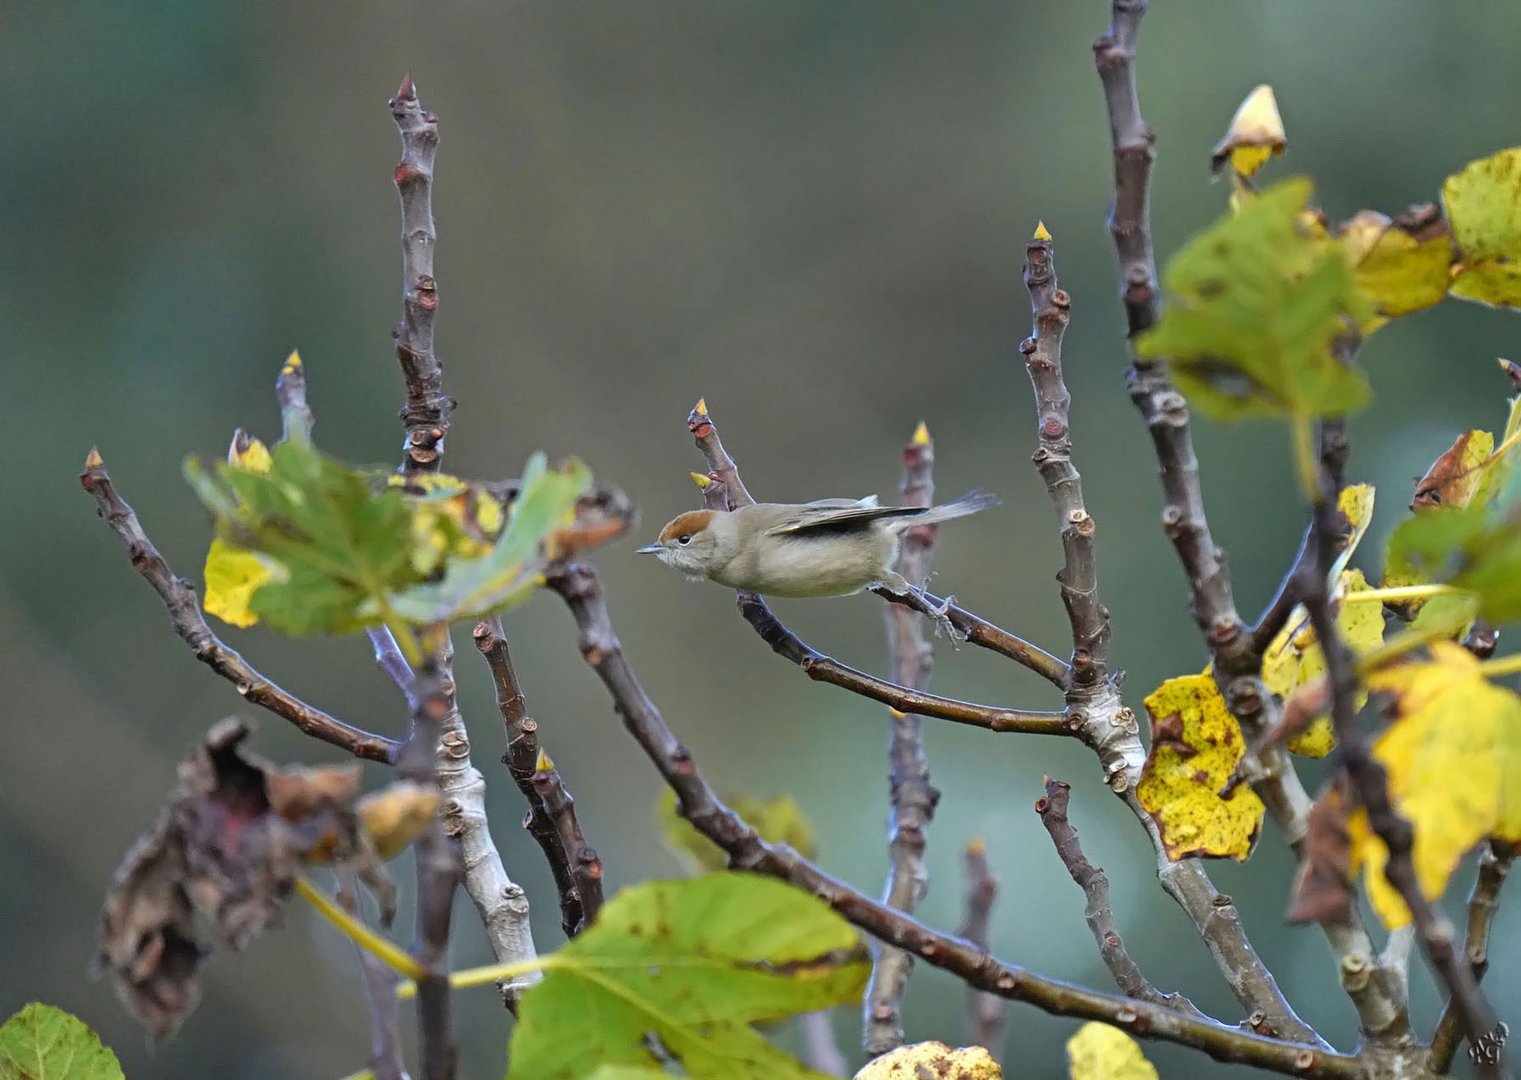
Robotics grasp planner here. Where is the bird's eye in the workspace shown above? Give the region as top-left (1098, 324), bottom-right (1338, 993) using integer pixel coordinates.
top-left (677, 534), bottom-right (692, 545)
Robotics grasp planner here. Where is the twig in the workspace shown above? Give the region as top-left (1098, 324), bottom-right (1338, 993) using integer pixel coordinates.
top-left (1092, 0), bottom-right (1398, 1042)
top-left (1300, 479), bottom-right (1502, 1078)
top-left (399, 638), bottom-right (463, 1080)
top-left (1022, 229), bottom-right (1109, 689)
top-left (957, 839), bottom-right (1007, 1059)
top-left (389, 75), bottom-right (451, 474)
top-left (78, 452), bottom-right (399, 763)
top-left (799, 1012), bottom-right (848, 1078)
top-left (1037, 778), bottom-right (1202, 1018)
top-left (863, 424), bottom-right (943, 1057)
top-left (336, 868), bottom-right (411, 1080)
top-left (1429, 841), bottom-right (1515, 1073)
top-left (546, 562), bottom-right (1362, 1079)
top-left (275, 350), bottom-right (315, 447)
top-left (369, 626), bottom-right (418, 710)
top-left (531, 747), bottom-right (604, 932)
top-left (739, 595), bottom-right (1066, 735)
top-left (473, 617), bottom-right (586, 937)
top-left (686, 402), bottom-right (1070, 687)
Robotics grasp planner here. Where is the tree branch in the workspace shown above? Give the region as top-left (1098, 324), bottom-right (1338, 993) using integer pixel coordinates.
top-left (532, 747), bottom-right (604, 932)
top-left (546, 562), bottom-right (1363, 1079)
top-left (1300, 482), bottom-right (1503, 1078)
top-left (398, 636), bottom-right (463, 1080)
top-left (1429, 840), bottom-right (1515, 1073)
top-left (957, 839), bottom-right (1007, 1060)
top-left (368, 625), bottom-right (418, 710)
top-left (1037, 777), bottom-right (1202, 1019)
top-left (473, 617), bottom-right (592, 938)
top-left (336, 867), bottom-right (410, 1080)
top-left (863, 424), bottom-right (944, 1057)
top-left (389, 75), bottom-right (452, 474)
top-left (1091, 1), bottom-right (1398, 1043)
top-left (78, 452), bottom-right (399, 763)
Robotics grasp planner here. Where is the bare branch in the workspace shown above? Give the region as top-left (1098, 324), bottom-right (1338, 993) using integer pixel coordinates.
top-left (78, 452), bottom-right (399, 763)
top-left (473, 617), bottom-right (590, 938)
top-left (275, 350), bottom-right (315, 447)
top-left (389, 75), bottom-right (452, 474)
top-left (1037, 778), bottom-right (1202, 1019)
top-left (1022, 230), bottom-right (1109, 687)
top-left (798, 1012), bottom-right (848, 1078)
top-left (957, 839), bottom-right (1006, 1059)
top-left (368, 626), bottom-right (418, 710)
top-left (863, 425), bottom-right (943, 1057)
top-left (336, 867), bottom-right (410, 1080)
top-left (1429, 841), bottom-right (1515, 1073)
top-left (546, 562), bottom-right (1363, 1079)
top-left (532, 748), bottom-right (604, 932)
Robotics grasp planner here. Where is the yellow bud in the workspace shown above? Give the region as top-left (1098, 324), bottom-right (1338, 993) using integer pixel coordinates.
top-left (911, 421), bottom-right (931, 446)
top-left (535, 747), bottom-right (555, 772)
top-left (690, 471), bottom-right (712, 488)
top-left (1033, 220), bottom-right (1052, 242)
top-left (1211, 84), bottom-right (1286, 178)
top-left (693, 397), bottom-right (709, 417)
top-left (282, 348), bottom-right (303, 373)
top-left (85, 446), bottom-right (104, 469)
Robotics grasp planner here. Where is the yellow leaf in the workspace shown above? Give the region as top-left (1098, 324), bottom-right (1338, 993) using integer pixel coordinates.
top-left (1263, 569), bottom-right (1386, 758)
top-left (1211, 84), bottom-right (1285, 178)
top-left (396, 474), bottom-right (506, 575)
top-left (1137, 674), bottom-right (1265, 861)
top-left (1065, 1022), bottom-right (1158, 1080)
top-left (357, 782), bottom-right (441, 860)
top-left (854, 1041), bottom-right (1002, 1080)
top-left (203, 537), bottom-right (279, 628)
top-left (1412, 430), bottom-right (1494, 511)
top-left (1354, 642), bottom-right (1521, 927)
top-left (1443, 147), bottom-right (1521, 309)
top-left (1330, 482), bottom-right (1376, 580)
top-left (1339, 207), bottom-right (1453, 328)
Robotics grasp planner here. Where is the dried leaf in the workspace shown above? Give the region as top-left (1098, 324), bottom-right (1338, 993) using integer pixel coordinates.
top-left (1413, 430), bottom-right (1495, 511)
top-left (356, 781), bottom-right (441, 860)
top-left (853, 1041), bottom-right (1003, 1079)
top-left (98, 721), bottom-right (393, 1037)
top-left (1286, 776), bottom-right (1356, 925)
top-left (1137, 674), bottom-right (1265, 861)
top-left (1065, 1022), bottom-right (1158, 1080)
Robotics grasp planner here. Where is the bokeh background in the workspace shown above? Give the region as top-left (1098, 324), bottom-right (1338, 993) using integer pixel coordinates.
top-left (7, 2), bottom-right (1521, 1076)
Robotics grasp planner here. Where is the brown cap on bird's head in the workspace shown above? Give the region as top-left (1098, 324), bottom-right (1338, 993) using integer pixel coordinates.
top-left (657, 510), bottom-right (714, 543)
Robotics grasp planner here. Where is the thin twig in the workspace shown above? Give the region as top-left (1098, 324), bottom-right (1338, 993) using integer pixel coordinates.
top-left (798, 1012), bottom-right (849, 1078)
top-left (399, 636), bottom-right (463, 1080)
top-left (1037, 778), bottom-right (1202, 1018)
top-left (545, 562), bottom-right (1362, 1079)
top-left (1429, 841), bottom-right (1515, 1073)
top-left (368, 626), bottom-right (418, 710)
top-left (336, 867), bottom-right (411, 1080)
top-left (473, 617), bottom-right (587, 937)
top-left (863, 424), bottom-right (943, 1057)
top-left (957, 839), bottom-right (1007, 1060)
top-left (1092, 0), bottom-right (1397, 1043)
top-left (531, 748), bottom-right (604, 932)
top-left (389, 75), bottom-right (451, 474)
top-left (78, 452), bottom-right (399, 763)
top-left (1300, 480), bottom-right (1502, 1078)
top-left (275, 350), bottom-right (315, 447)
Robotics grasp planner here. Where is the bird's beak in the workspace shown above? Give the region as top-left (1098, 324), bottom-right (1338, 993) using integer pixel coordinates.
top-left (635, 543), bottom-right (663, 555)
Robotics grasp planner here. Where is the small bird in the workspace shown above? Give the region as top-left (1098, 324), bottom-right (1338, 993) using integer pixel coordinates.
top-left (636, 491), bottom-right (998, 598)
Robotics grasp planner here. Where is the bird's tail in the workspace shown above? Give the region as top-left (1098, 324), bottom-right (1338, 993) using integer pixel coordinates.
top-left (904, 490), bottom-right (999, 528)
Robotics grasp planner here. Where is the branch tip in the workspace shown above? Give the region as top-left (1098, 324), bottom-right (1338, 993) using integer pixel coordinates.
top-left (85, 446), bottom-right (103, 470)
top-left (911, 421), bottom-right (932, 446)
top-left (1033, 220), bottom-right (1053, 242)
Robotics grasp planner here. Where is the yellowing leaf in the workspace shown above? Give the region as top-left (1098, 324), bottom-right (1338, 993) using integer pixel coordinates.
top-left (1339, 207), bottom-right (1453, 328)
top-left (1210, 84), bottom-right (1285, 178)
top-left (507, 873), bottom-right (868, 1079)
top-left (356, 782), bottom-right (440, 860)
top-left (0, 1004), bottom-right (125, 1080)
top-left (1329, 482), bottom-right (1376, 580)
top-left (1475, 394), bottom-right (1521, 508)
top-left (202, 538), bottom-right (279, 628)
top-left (1443, 147), bottom-right (1521, 308)
top-left (854, 1042), bottom-right (1002, 1080)
top-left (1263, 569), bottom-right (1386, 758)
top-left (1137, 674), bottom-right (1265, 861)
top-left (1413, 430), bottom-right (1495, 511)
top-left (1354, 642), bottom-right (1521, 927)
top-left (661, 792), bottom-right (818, 874)
top-left (1136, 178), bottom-right (1371, 426)
top-left (1065, 1022), bottom-right (1158, 1080)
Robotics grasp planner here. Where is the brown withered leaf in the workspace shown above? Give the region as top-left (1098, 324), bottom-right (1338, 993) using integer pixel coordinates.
top-left (1286, 776), bottom-right (1356, 925)
top-left (98, 719), bottom-right (395, 1039)
top-left (1412, 429), bottom-right (1493, 511)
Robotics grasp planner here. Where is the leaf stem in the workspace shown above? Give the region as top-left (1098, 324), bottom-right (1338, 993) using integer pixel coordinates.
top-left (294, 876), bottom-right (425, 980)
top-left (1353, 608), bottom-right (1472, 675)
top-left (1291, 413), bottom-right (1320, 505)
top-left (1340, 584), bottom-right (1468, 606)
top-left (396, 957), bottom-right (554, 1000)
top-left (1479, 653), bottom-right (1521, 679)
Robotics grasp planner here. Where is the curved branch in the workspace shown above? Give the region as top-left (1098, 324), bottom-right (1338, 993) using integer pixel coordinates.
top-left (547, 562), bottom-right (1363, 1080)
top-left (1429, 841), bottom-right (1514, 1072)
top-left (78, 452), bottom-right (399, 763)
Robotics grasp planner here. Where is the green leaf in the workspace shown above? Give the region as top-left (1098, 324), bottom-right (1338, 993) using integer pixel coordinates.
top-left (1386, 505), bottom-right (1521, 623)
top-left (507, 874), bottom-right (869, 1080)
top-left (390, 453), bottom-right (589, 623)
top-left (0, 1004), bottom-right (124, 1080)
top-left (1137, 177), bottom-right (1371, 424)
top-left (660, 792), bottom-right (818, 874)
top-left (1443, 147), bottom-right (1521, 309)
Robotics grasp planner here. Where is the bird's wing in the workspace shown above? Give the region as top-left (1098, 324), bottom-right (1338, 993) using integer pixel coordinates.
top-left (764, 502), bottom-right (924, 536)
top-left (803, 495), bottom-right (879, 508)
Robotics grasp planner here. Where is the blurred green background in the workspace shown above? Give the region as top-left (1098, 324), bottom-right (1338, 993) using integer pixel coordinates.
top-left (7, 2), bottom-right (1521, 1076)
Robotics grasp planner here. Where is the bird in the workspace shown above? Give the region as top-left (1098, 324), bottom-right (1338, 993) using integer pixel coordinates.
top-left (635, 491), bottom-right (997, 599)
